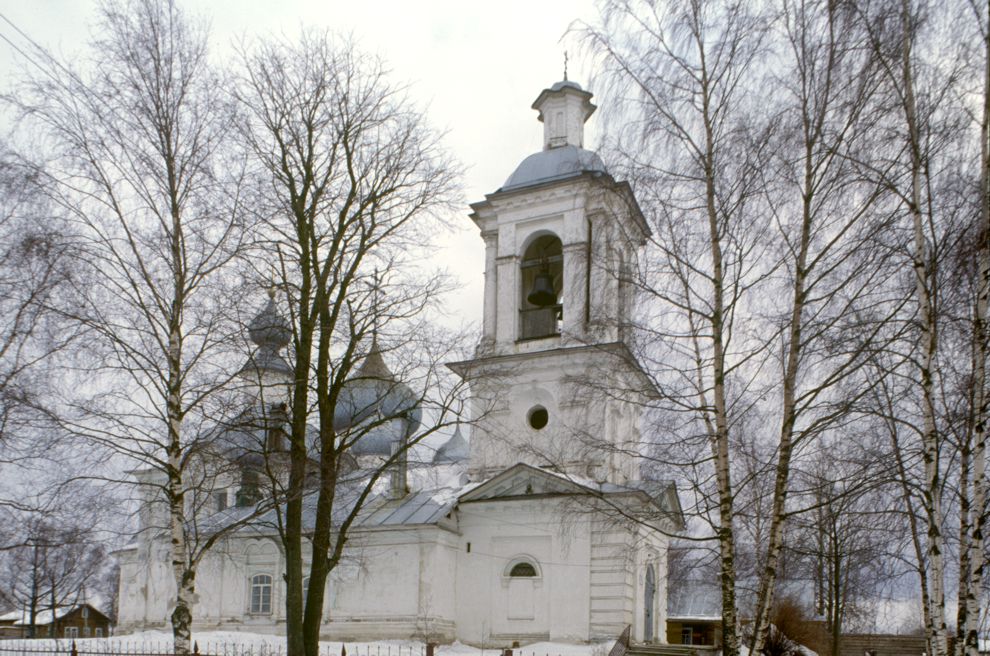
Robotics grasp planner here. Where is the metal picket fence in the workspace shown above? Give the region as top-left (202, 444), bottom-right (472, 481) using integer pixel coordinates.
top-left (0, 640), bottom-right (430, 656)
top-left (0, 638), bottom-right (593, 656)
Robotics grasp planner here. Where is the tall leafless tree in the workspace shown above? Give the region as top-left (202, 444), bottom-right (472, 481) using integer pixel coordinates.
top-left (8, 1), bottom-right (250, 652)
top-left (953, 2), bottom-right (990, 653)
top-left (583, 1), bottom-right (905, 653)
top-left (581, 3), bottom-right (774, 652)
top-left (746, 0), bottom-right (906, 649)
top-left (0, 143), bottom-right (80, 545)
top-left (234, 31), bottom-right (464, 656)
top-left (855, 2), bottom-right (977, 654)
top-left (2, 518), bottom-right (106, 638)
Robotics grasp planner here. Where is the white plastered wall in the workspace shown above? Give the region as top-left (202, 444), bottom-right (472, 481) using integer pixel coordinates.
top-left (453, 496), bottom-right (593, 646)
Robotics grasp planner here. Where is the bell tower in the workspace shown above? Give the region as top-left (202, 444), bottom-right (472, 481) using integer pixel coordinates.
top-left (450, 81), bottom-right (654, 484)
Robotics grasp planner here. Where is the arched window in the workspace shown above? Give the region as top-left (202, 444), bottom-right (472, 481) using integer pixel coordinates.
top-left (503, 556), bottom-right (541, 579)
top-left (509, 562), bottom-right (537, 577)
top-left (520, 234), bottom-right (563, 339)
top-left (250, 574), bottom-right (273, 614)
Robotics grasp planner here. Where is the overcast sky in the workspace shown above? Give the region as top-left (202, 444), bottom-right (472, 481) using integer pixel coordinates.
top-left (0, 0), bottom-right (603, 325)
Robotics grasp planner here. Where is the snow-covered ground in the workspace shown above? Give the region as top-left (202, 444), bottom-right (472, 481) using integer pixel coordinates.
top-left (0, 630), bottom-right (614, 656)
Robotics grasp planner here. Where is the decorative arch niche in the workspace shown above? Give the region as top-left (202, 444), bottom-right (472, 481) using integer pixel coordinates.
top-left (501, 555), bottom-right (543, 622)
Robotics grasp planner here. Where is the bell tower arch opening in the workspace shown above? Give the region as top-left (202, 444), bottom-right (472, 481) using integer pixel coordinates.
top-left (454, 79), bottom-right (656, 482)
top-left (519, 233), bottom-right (563, 340)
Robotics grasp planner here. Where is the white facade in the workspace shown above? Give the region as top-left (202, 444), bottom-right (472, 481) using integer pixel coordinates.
top-left (116, 80), bottom-right (681, 647)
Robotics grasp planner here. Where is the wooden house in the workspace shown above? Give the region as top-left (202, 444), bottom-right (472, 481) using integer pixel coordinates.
top-left (0, 603), bottom-right (112, 639)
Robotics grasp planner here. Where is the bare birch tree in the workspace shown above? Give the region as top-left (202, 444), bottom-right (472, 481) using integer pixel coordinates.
top-left (856, 2), bottom-right (976, 653)
top-left (0, 144), bottom-right (80, 548)
top-left (582, 3), bottom-right (773, 653)
top-left (584, 2), bottom-right (905, 654)
top-left (8, 1), bottom-right (248, 652)
top-left (954, 2), bottom-right (990, 653)
top-left (0, 147), bottom-right (74, 451)
top-left (746, 0), bottom-right (904, 649)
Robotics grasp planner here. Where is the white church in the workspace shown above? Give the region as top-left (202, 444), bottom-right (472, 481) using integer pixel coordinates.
top-left (116, 80), bottom-right (683, 646)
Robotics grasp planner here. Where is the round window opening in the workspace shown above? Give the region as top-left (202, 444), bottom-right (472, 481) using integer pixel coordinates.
top-left (528, 406), bottom-right (549, 430)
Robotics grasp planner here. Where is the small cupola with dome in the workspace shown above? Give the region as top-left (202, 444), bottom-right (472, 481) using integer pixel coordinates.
top-left (500, 81), bottom-right (606, 193)
top-left (239, 288), bottom-right (293, 401)
top-left (533, 80), bottom-right (596, 150)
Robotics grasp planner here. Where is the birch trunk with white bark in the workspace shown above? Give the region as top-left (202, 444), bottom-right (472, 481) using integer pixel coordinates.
top-left (701, 65), bottom-right (741, 656)
top-left (899, 3), bottom-right (948, 652)
top-left (959, 8), bottom-right (990, 655)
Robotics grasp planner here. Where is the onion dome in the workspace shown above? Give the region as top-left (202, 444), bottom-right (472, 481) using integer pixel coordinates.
top-left (241, 289), bottom-right (293, 380)
top-left (432, 424), bottom-right (469, 464)
top-left (333, 338), bottom-right (422, 457)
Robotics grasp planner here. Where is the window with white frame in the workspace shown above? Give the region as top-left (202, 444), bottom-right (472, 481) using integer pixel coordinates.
top-left (65, 627), bottom-right (79, 639)
top-left (250, 573), bottom-right (273, 614)
top-left (95, 628), bottom-right (103, 638)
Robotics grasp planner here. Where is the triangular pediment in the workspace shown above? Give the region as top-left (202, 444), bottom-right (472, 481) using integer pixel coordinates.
top-left (459, 463), bottom-right (590, 502)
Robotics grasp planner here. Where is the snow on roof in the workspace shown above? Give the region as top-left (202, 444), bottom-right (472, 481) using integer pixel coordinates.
top-left (198, 459), bottom-right (677, 538)
top-left (667, 581), bottom-right (722, 619)
top-left (0, 606), bottom-right (75, 626)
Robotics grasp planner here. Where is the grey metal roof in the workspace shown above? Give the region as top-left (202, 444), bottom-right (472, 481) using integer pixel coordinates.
top-left (357, 488), bottom-right (455, 527)
top-left (240, 348), bottom-right (293, 378)
top-left (248, 296), bottom-right (291, 349)
top-left (214, 405), bottom-right (292, 465)
top-left (222, 475), bottom-right (463, 536)
top-left (500, 145), bottom-right (607, 192)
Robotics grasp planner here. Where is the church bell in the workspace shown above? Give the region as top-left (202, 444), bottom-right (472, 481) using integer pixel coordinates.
top-left (526, 267), bottom-right (557, 307)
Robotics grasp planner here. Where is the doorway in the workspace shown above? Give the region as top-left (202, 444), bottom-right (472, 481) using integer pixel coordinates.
top-left (644, 564), bottom-right (656, 642)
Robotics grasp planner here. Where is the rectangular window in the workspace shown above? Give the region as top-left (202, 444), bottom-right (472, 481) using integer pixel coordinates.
top-left (681, 628), bottom-right (693, 645)
top-left (215, 490), bottom-right (228, 511)
top-left (95, 628), bottom-right (103, 638)
top-left (65, 627), bottom-right (79, 639)
top-left (83, 627), bottom-right (91, 637)
top-left (250, 574), bottom-right (273, 614)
